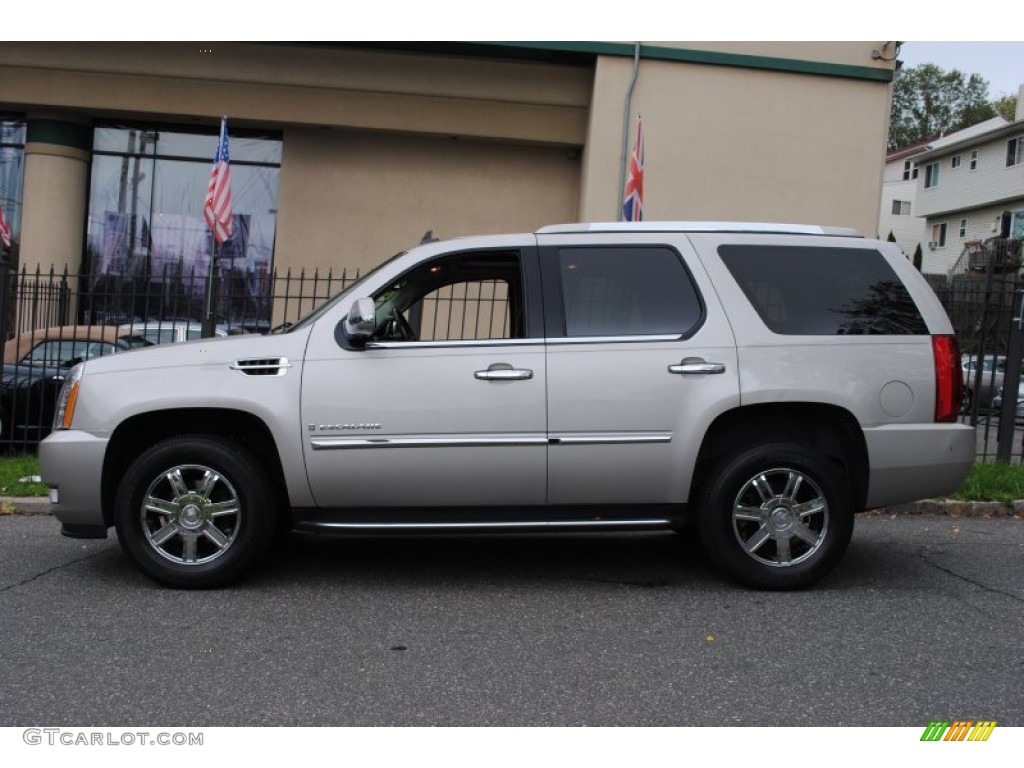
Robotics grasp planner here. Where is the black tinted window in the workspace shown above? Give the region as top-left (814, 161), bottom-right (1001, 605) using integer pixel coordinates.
top-left (718, 245), bottom-right (927, 335)
top-left (558, 247), bottom-right (702, 337)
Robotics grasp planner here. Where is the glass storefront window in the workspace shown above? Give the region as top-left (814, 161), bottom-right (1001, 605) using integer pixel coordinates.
top-left (85, 123), bottom-right (281, 330)
top-left (0, 118), bottom-right (26, 263)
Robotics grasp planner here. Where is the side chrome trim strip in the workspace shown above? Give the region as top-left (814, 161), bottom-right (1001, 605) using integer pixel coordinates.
top-left (298, 519), bottom-right (674, 531)
top-left (544, 334), bottom-right (682, 345)
top-left (310, 434), bottom-right (548, 451)
top-left (366, 339), bottom-right (542, 350)
top-left (549, 433), bottom-right (673, 445)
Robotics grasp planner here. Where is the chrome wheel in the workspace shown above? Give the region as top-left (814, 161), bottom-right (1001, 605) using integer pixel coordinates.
top-left (141, 464), bottom-right (241, 565)
top-left (731, 468), bottom-right (828, 567)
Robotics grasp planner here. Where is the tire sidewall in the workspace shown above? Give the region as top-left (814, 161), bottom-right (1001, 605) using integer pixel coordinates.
top-left (114, 435), bottom-right (276, 588)
top-left (697, 443), bottom-right (853, 589)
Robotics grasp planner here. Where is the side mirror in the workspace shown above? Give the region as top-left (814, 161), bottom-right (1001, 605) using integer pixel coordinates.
top-left (344, 297), bottom-right (377, 340)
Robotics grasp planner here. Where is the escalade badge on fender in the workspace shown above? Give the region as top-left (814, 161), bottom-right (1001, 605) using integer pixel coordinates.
top-left (308, 423), bottom-right (383, 432)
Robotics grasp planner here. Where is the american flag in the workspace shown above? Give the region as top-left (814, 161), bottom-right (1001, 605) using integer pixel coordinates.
top-left (622, 117), bottom-right (644, 222)
top-left (204, 117), bottom-right (233, 245)
top-left (0, 205), bottom-right (10, 249)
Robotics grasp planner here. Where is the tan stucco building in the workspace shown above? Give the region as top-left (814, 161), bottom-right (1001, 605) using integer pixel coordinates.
top-left (0, 42), bottom-right (896, 280)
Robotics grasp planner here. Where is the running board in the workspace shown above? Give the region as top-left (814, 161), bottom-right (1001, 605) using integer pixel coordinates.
top-left (291, 505), bottom-right (684, 534)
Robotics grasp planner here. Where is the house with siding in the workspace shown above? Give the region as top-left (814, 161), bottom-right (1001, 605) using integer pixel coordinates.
top-left (878, 117), bottom-right (1008, 263)
top-left (912, 89), bottom-right (1024, 275)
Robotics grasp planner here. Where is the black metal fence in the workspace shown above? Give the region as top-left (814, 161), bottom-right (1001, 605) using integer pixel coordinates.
top-left (933, 268), bottom-right (1024, 463)
top-left (0, 262), bottom-right (361, 452)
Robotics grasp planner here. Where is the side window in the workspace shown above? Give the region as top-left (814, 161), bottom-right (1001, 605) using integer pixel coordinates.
top-left (557, 246), bottom-right (702, 337)
top-left (718, 245), bottom-right (928, 335)
top-left (372, 250), bottom-right (524, 342)
top-left (24, 340), bottom-right (94, 367)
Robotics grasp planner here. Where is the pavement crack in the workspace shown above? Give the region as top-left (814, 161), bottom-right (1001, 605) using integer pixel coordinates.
top-left (0, 549), bottom-right (108, 592)
top-left (919, 550), bottom-right (1024, 604)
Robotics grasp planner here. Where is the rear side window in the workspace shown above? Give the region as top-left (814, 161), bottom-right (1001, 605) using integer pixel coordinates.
top-left (558, 247), bottom-right (703, 337)
top-left (718, 245), bottom-right (928, 335)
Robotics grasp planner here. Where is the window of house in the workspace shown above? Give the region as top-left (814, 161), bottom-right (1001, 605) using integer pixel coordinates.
top-left (951, 154), bottom-right (962, 169)
top-left (891, 200), bottom-right (911, 216)
top-left (902, 160), bottom-right (918, 181)
top-left (925, 162), bottom-right (940, 188)
top-left (959, 218), bottom-right (968, 238)
top-left (970, 149), bottom-right (979, 170)
top-left (557, 247), bottom-right (702, 337)
top-left (932, 222), bottom-right (948, 248)
top-left (1008, 137), bottom-right (1024, 167)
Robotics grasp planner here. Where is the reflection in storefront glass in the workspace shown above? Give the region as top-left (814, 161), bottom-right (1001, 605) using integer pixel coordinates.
top-left (85, 125), bottom-right (281, 331)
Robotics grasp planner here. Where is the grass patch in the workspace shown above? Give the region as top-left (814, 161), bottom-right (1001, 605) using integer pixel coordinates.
top-left (0, 454), bottom-right (47, 497)
top-left (950, 462), bottom-right (1024, 504)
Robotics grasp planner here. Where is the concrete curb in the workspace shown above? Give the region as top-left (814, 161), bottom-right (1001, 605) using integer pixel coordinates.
top-left (863, 499), bottom-right (1024, 518)
top-left (3, 497), bottom-right (1024, 518)
top-left (0, 496), bottom-right (51, 516)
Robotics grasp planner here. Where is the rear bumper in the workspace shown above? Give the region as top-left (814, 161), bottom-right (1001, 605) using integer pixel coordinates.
top-left (38, 430), bottom-right (109, 536)
top-left (864, 423), bottom-right (975, 508)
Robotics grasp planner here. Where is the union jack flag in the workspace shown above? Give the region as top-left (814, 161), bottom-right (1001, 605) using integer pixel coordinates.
top-left (622, 117), bottom-right (644, 222)
top-left (204, 117), bottom-right (233, 245)
top-left (0, 205), bottom-right (10, 249)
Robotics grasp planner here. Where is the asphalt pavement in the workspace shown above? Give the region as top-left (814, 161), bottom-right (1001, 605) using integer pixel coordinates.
top-left (0, 512), bottom-right (1021, 727)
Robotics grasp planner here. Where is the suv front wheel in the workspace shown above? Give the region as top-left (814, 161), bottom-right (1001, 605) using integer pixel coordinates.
top-left (114, 435), bottom-right (277, 588)
top-left (697, 443), bottom-right (853, 589)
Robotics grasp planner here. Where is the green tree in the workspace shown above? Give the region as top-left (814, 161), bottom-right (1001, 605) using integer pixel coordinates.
top-left (887, 231), bottom-right (897, 243)
top-left (913, 243), bottom-right (923, 272)
top-left (992, 93), bottom-right (1019, 122)
top-left (889, 64), bottom-right (994, 149)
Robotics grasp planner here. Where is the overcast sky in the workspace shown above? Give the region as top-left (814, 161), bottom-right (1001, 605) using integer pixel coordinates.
top-left (897, 41), bottom-right (1024, 99)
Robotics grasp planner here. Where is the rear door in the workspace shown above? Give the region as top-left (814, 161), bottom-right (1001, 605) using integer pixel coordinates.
top-left (538, 233), bottom-right (739, 505)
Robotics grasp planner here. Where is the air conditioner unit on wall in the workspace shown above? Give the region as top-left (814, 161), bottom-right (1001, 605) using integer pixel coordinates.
top-left (928, 241), bottom-right (938, 250)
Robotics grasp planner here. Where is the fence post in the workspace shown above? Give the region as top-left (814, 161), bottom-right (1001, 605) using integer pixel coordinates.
top-left (996, 288), bottom-right (1024, 462)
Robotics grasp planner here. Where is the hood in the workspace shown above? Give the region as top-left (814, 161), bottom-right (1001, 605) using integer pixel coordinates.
top-left (78, 328), bottom-right (313, 376)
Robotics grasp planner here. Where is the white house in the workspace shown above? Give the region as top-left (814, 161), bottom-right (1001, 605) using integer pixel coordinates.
top-left (912, 87), bottom-right (1024, 275)
top-left (878, 116), bottom-right (1008, 265)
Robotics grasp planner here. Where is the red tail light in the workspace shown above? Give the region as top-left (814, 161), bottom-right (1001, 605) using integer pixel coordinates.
top-left (932, 335), bottom-right (963, 423)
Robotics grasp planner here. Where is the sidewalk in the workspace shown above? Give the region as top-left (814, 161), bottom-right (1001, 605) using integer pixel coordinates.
top-left (4, 497), bottom-right (1024, 517)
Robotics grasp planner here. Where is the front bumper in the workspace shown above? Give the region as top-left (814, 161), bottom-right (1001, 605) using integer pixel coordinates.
top-left (864, 423), bottom-right (975, 508)
top-left (38, 430), bottom-right (109, 537)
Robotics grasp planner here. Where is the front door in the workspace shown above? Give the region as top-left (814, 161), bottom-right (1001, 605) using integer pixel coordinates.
top-left (301, 246), bottom-right (547, 509)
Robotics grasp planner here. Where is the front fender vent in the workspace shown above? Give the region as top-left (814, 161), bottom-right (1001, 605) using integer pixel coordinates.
top-left (230, 357), bottom-right (291, 376)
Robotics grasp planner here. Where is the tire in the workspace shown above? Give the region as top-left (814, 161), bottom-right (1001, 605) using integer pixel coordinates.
top-left (697, 443), bottom-right (853, 590)
top-left (114, 435), bottom-right (278, 588)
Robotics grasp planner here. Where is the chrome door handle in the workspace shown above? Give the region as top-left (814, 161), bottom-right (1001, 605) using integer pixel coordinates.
top-left (668, 357), bottom-right (726, 375)
top-left (475, 364), bottom-right (534, 381)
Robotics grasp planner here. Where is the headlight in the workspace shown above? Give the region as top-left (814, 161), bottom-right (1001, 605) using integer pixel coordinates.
top-left (53, 363), bottom-right (84, 430)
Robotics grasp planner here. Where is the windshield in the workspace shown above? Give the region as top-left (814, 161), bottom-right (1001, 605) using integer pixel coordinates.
top-left (284, 250), bottom-right (408, 333)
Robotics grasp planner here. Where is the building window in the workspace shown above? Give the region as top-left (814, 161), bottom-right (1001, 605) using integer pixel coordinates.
top-left (959, 218), bottom-right (968, 238)
top-left (891, 200), bottom-right (911, 216)
top-left (924, 162), bottom-right (940, 188)
top-left (85, 124), bottom-right (282, 329)
top-left (931, 222), bottom-right (947, 248)
top-left (902, 160), bottom-right (918, 180)
top-left (0, 117), bottom-right (26, 264)
top-left (970, 149), bottom-right (979, 170)
top-left (951, 154), bottom-right (962, 169)
top-left (1008, 137), bottom-right (1024, 167)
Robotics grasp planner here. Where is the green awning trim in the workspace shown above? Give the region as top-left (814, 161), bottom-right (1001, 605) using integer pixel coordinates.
top-left (475, 41), bottom-right (894, 83)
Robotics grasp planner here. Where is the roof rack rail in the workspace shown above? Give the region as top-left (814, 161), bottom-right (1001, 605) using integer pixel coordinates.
top-left (536, 221), bottom-right (863, 237)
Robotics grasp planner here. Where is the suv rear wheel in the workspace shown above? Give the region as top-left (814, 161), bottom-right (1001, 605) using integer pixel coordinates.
top-left (697, 443), bottom-right (853, 589)
top-left (114, 435), bottom-right (277, 588)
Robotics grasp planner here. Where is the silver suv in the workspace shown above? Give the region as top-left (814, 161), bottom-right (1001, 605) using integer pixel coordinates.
top-left (39, 222), bottom-right (975, 590)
